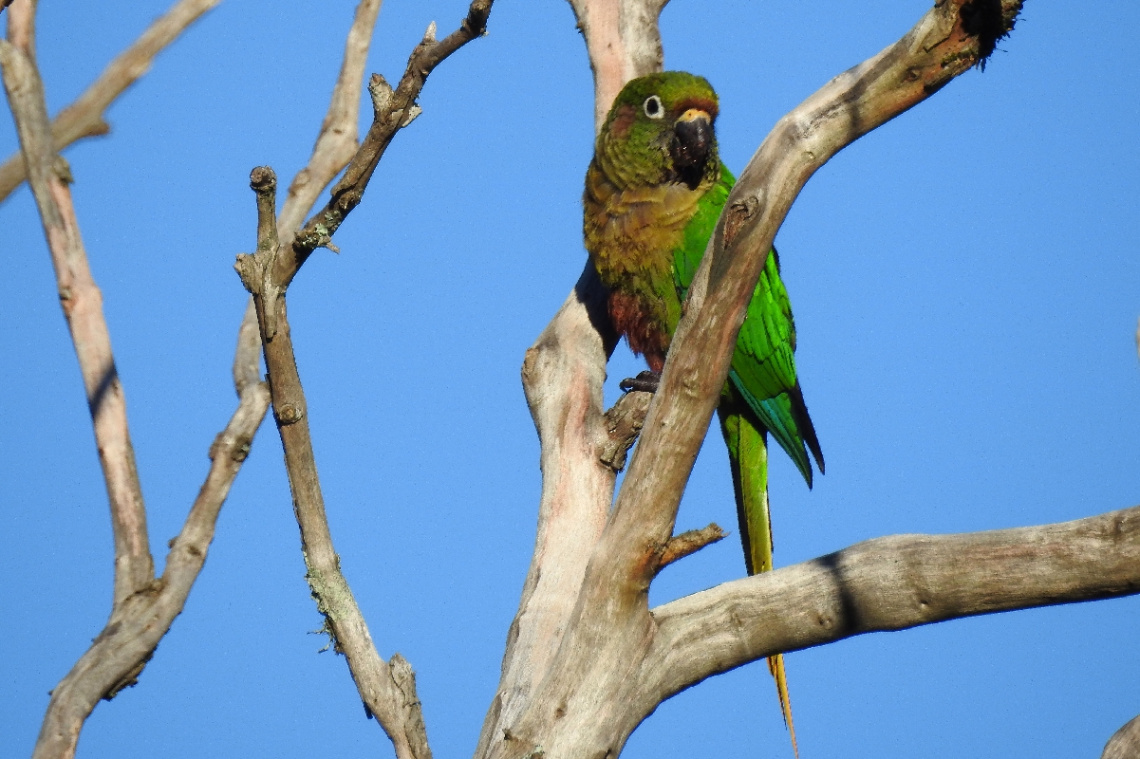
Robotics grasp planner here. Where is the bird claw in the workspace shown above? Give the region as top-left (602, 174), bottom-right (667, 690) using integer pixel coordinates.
top-left (619, 370), bottom-right (660, 393)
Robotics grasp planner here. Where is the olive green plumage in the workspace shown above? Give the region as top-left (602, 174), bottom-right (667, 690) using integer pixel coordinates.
top-left (583, 71), bottom-right (824, 754)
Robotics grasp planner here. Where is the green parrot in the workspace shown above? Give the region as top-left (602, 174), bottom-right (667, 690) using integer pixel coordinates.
top-left (583, 71), bottom-right (824, 754)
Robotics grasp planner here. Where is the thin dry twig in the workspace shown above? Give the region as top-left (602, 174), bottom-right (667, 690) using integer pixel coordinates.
top-left (0, 0), bottom-right (221, 202)
top-left (658, 523), bottom-right (727, 567)
top-left (235, 0), bottom-right (383, 380)
top-left (230, 7), bottom-right (494, 756)
top-left (287, 0), bottom-right (493, 275)
top-left (277, 0), bottom-right (382, 240)
top-left (3, 9), bottom-right (270, 759)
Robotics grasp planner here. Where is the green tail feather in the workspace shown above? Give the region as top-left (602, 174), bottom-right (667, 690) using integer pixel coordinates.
top-left (718, 394), bottom-right (800, 758)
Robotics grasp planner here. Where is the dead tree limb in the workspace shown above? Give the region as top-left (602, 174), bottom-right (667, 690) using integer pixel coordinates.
top-left (1103, 714), bottom-right (1140, 759)
top-left (648, 505), bottom-right (1140, 698)
top-left (0, 0), bottom-right (221, 202)
top-left (2, 8), bottom-right (269, 758)
top-left (232, 4), bottom-right (493, 758)
top-left (236, 168), bottom-right (433, 759)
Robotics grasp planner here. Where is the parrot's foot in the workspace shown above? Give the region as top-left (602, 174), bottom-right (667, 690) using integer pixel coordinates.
top-left (620, 370), bottom-right (660, 393)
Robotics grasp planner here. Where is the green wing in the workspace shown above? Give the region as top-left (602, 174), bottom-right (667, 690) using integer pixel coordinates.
top-left (672, 165), bottom-right (824, 485)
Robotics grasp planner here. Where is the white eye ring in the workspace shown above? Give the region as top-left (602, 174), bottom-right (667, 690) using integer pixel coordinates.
top-left (643, 95), bottom-right (664, 119)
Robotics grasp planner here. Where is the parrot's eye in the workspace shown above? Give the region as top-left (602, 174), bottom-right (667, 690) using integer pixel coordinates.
top-left (643, 95), bottom-right (663, 119)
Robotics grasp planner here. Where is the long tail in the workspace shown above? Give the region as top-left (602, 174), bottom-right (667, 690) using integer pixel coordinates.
top-left (718, 401), bottom-right (799, 759)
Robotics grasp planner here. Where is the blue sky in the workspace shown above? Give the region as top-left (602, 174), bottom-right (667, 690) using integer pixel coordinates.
top-left (2, 1), bottom-right (1138, 757)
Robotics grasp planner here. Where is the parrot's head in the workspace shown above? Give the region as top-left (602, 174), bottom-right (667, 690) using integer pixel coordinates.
top-left (596, 72), bottom-right (720, 192)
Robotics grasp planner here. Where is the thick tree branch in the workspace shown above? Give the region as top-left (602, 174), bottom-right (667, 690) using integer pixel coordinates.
top-left (1103, 715), bottom-right (1140, 759)
top-left (0, 0), bottom-right (221, 202)
top-left (477, 3), bottom-right (664, 744)
top-left (647, 505), bottom-right (1140, 700)
top-left (567, 0), bottom-right (669, 128)
top-left (236, 168), bottom-right (431, 759)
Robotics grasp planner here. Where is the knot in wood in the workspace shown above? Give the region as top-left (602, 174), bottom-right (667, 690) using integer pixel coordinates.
top-left (275, 401), bottom-right (304, 425)
top-left (723, 196), bottom-right (760, 250)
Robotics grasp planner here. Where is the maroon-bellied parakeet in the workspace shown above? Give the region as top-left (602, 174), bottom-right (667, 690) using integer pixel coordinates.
top-left (583, 71), bottom-right (824, 755)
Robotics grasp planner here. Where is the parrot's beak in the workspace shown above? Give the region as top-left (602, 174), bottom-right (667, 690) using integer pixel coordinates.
top-left (670, 108), bottom-right (713, 190)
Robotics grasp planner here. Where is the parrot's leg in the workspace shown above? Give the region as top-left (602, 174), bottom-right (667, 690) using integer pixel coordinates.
top-left (619, 370), bottom-right (661, 393)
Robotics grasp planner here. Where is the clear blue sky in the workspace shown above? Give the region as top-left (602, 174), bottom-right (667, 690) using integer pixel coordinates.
top-left (3, 1), bottom-right (1138, 757)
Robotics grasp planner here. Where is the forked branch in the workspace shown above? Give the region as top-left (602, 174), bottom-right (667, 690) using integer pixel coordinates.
top-left (3, 8), bottom-right (270, 759)
top-left (232, 4), bottom-right (494, 758)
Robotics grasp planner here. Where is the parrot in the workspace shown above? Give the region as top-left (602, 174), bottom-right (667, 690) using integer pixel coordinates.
top-left (583, 71), bottom-right (824, 755)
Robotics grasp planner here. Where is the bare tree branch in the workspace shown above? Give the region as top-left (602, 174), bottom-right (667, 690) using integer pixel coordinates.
top-left (286, 0), bottom-right (493, 277)
top-left (476, 2), bottom-right (665, 744)
top-left (648, 505), bottom-right (1140, 700)
top-left (236, 167), bottom-right (433, 759)
top-left (277, 0), bottom-right (382, 240)
top-left (567, 0), bottom-right (670, 128)
top-left (1103, 715), bottom-right (1140, 759)
top-left (5, 8), bottom-right (270, 758)
top-left (0, 0), bottom-right (221, 202)
top-left (29, 379), bottom-right (269, 759)
top-left (2, 1), bottom-right (151, 609)
top-left (234, 0), bottom-right (383, 381)
top-left (609, 0), bottom-right (1024, 604)
top-left (659, 523), bottom-right (727, 568)
top-left (230, 5), bottom-right (494, 757)
top-left (599, 388), bottom-right (652, 473)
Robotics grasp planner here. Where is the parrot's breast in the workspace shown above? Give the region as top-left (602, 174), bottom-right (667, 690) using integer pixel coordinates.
top-left (584, 161), bottom-right (707, 370)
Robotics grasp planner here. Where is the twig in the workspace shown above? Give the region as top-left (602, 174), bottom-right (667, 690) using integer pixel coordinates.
top-left (232, 5), bottom-right (493, 757)
top-left (599, 389), bottom-right (652, 472)
top-left (277, 0), bottom-right (383, 240)
top-left (30, 379), bottom-right (270, 759)
top-left (658, 523), bottom-right (727, 568)
top-left (286, 0), bottom-right (493, 278)
top-left (234, 0), bottom-right (383, 374)
top-left (235, 168), bottom-right (431, 759)
top-left (0, 0), bottom-right (221, 202)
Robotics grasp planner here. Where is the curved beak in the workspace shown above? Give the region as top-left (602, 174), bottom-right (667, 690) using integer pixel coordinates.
top-left (671, 108), bottom-right (713, 189)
